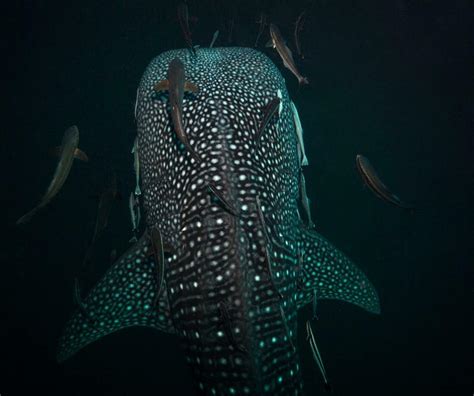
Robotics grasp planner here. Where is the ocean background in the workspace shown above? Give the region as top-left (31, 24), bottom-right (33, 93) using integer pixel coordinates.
top-left (2, 0), bottom-right (472, 395)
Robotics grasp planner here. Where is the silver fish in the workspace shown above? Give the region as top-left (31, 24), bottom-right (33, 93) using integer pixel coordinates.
top-left (306, 320), bottom-right (331, 392)
top-left (131, 137), bottom-right (141, 196)
top-left (128, 191), bottom-right (141, 242)
top-left (290, 101), bottom-right (309, 166)
top-left (300, 172), bottom-right (315, 228)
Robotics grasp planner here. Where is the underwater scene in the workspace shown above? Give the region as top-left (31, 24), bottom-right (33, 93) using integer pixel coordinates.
top-left (2, 0), bottom-right (472, 395)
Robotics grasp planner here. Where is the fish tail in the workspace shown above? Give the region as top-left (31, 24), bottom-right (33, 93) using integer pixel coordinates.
top-left (15, 206), bottom-right (40, 225)
top-left (298, 76), bottom-right (309, 85)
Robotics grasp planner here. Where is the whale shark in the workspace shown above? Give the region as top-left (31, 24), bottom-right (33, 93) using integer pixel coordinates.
top-left (57, 47), bottom-right (380, 395)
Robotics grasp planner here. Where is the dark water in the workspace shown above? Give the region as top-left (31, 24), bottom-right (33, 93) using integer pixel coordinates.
top-left (2, 0), bottom-right (472, 395)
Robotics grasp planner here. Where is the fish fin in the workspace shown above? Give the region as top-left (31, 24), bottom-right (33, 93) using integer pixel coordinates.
top-left (296, 227), bottom-right (380, 314)
top-left (49, 147), bottom-right (88, 162)
top-left (153, 79), bottom-right (170, 92)
top-left (57, 235), bottom-right (175, 363)
top-left (207, 182), bottom-right (238, 216)
top-left (15, 207), bottom-right (40, 225)
top-left (184, 81), bottom-right (199, 94)
top-left (265, 39), bottom-right (274, 48)
top-left (74, 148), bottom-right (89, 162)
top-left (298, 76), bottom-right (309, 85)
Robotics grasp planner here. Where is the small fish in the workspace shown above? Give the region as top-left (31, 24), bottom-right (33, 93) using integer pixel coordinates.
top-left (16, 125), bottom-right (86, 225)
top-left (294, 11), bottom-right (306, 60)
top-left (218, 301), bottom-right (247, 353)
top-left (177, 2), bottom-right (195, 54)
top-left (256, 196), bottom-right (283, 300)
top-left (279, 305), bottom-right (295, 351)
top-left (300, 172), bottom-right (315, 228)
top-left (290, 101), bottom-right (308, 166)
top-left (276, 89), bottom-right (283, 115)
top-left (131, 138), bottom-right (141, 196)
top-left (134, 87), bottom-right (139, 120)
top-left (91, 172), bottom-right (119, 244)
top-left (209, 30), bottom-right (219, 48)
top-left (312, 288), bottom-right (318, 320)
top-left (356, 155), bottom-right (414, 210)
top-left (73, 278), bottom-right (95, 325)
top-left (267, 23), bottom-right (309, 85)
top-left (128, 192), bottom-right (141, 242)
top-left (306, 320), bottom-right (332, 392)
top-left (254, 12), bottom-right (267, 47)
top-left (256, 97), bottom-right (280, 142)
top-left (154, 58), bottom-right (200, 163)
top-left (207, 182), bottom-right (238, 216)
top-left (149, 227), bottom-right (165, 304)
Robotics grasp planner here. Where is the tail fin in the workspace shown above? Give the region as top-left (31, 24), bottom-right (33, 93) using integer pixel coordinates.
top-left (296, 227), bottom-right (380, 314)
top-left (57, 234), bottom-right (175, 362)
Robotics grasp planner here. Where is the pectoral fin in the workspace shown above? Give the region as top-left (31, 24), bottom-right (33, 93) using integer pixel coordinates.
top-left (154, 79), bottom-right (170, 92)
top-left (50, 147), bottom-right (89, 162)
top-left (184, 81), bottom-right (199, 93)
top-left (57, 234), bottom-right (175, 363)
top-left (296, 227), bottom-right (380, 314)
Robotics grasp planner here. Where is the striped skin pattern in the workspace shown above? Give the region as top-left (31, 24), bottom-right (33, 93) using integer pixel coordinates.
top-left (57, 48), bottom-right (380, 395)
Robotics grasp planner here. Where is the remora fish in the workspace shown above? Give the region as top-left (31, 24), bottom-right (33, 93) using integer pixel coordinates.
top-left (58, 49), bottom-right (381, 395)
top-left (131, 137), bottom-right (141, 196)
top-left (290, 101), bottom-right (308, 166)
top-left (209, 30), bottom-right (219, 48)
top-left (16, 125), bottom-right (85, 225)
top-left (254, 13), bottom-right (267, 47)
top-left (91, 172), bottom-right (119, 244)
top-left (128, 191), bottom-right (141, 242)
top-left (268, 23), bottom-right (309, 85)
top-left (300, 172), bottom-right (315, 228)
top-left (356, 154), bottom-right (414, 209)
top-left (306, 320), bottom-right (332, 392)
top-left (154, 58), bottom-right (200, 163)
top-left (177, 2), bottom-right (195, 54)
top-left (256, 97), bottom-right (280, 142)
top-left (294, 11), bottom-right (306, 59)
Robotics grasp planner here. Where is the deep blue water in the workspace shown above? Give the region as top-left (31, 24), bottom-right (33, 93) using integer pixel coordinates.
top-left (2, 0), bottom-right (472, 395)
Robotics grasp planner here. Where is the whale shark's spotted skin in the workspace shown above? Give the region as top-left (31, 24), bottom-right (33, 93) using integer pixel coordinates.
top-left (57, 48), bottom-right (380, 396)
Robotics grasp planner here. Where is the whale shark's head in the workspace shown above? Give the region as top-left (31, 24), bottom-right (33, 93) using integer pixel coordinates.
top-left (57, 47), bottom-right (380, 396)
